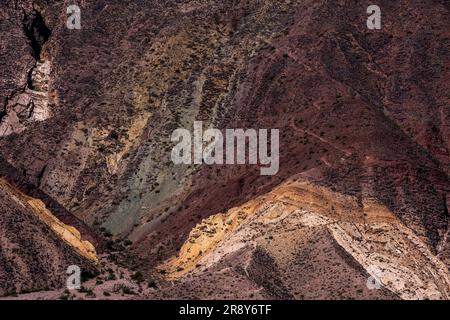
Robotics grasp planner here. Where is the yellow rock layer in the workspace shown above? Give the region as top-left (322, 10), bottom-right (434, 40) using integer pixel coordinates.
top-left (161, 178), bottom-right (450, 299)
top-left (0, 178), bottom-right (98, 263)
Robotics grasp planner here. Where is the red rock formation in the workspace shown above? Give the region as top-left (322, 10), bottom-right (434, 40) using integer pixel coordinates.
top-left (0, 0), bottom-right (448, 299)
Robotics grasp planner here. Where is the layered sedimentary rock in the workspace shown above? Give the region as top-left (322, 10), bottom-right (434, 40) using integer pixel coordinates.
top-left (0, 179), bottom-right (97, 296)
top-left (0, 0), bottom-right (448, 299)
top-left (162, 179), bottom-right (449, 299)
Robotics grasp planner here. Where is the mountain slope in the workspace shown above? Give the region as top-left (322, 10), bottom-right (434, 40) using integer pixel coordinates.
top-left (0, 179), bottom-right (97, 296)
top-left (0, 0), bottom-right (448, 299)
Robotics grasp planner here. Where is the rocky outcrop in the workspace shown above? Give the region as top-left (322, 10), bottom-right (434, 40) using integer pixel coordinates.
top-left (0, 1), bottom-right (52, 137)
top-left (163, 179), bottom-right (449, 300)
top-left (0, 0), bottom-right (448, 300)
top-left (0, 179), bottom-right (97, 296)
top-left (0, 59), bottom-right (52, 136)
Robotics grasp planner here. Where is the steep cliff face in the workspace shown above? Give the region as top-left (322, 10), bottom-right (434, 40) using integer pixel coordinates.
top-left (0, 1), bottom-right (52, 137)
top-left (0, 0), bottom-right (449, 299)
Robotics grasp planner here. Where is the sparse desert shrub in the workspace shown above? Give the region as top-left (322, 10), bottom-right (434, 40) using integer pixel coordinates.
top-left (131, 271), bottom-right (144, 283)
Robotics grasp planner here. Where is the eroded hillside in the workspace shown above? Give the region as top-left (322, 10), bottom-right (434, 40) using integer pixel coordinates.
top-left (162, 178), bottom-right (449, 299)
top-left (0, 179), bottom-right (97, 296)
top-left (0, 0), bottom-right (448, 299)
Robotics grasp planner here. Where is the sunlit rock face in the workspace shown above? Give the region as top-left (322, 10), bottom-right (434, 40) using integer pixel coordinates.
top-left (0, 179), bottom-right (97, 296)
top-left (162, 180), bottom-right (449, 300)
top-left (0, 60), bottom-right (52, 137)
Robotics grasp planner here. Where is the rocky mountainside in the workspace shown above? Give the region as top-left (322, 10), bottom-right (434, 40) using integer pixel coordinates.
top-left (0, 0), bottom-right (449, 299)
top-left (0, 178), bottom-right (97, 296)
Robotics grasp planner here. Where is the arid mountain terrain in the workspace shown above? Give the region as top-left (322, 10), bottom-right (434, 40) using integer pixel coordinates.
top-left (0, 0), bottom-right (449, 299)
